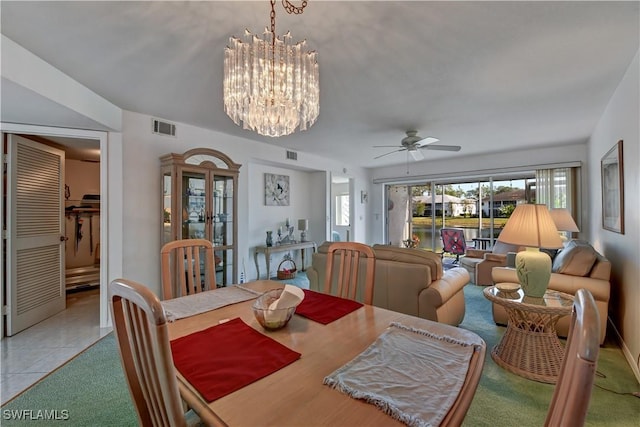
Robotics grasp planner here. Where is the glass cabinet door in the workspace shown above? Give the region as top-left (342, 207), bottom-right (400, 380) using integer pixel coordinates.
top-left (162, 170), bottom-right (173, 245)
top-left (212, 175), bottom-right (234, 246)
top-left (181, 171), bottom-right (207, 241)
top-left (212, 175), bottom-right (234, 286)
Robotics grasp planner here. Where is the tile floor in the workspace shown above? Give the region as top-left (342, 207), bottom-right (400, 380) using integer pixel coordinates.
top-left (0, 288), bottom-right (111, 405)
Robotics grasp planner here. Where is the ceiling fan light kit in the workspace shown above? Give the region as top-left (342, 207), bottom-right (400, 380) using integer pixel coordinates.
top-left (224, 0), bottom-right (319, 138)
top-left (409, 149), bottom-right (424, 161)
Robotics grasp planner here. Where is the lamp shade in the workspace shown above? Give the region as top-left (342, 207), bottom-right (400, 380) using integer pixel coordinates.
top-left (549, 208), bottom-right (579, 232)
top-left (497, 204), bottom-right (563, 249)
top-left (297, 219), bottom-right (308, 231)
top-left (498, 204), bottom-right (563, 298)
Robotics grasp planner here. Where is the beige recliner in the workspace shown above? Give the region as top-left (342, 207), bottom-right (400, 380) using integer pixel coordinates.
top-left (491, 240), bottom-right (610, 344)
top-left (459, 241), bottom-right (521, 286)
top-left (306, 242), bottom-right (469, 326)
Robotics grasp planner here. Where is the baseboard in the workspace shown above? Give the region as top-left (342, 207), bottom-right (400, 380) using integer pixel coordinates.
top-left (608, 316), bottom-right (640, 383)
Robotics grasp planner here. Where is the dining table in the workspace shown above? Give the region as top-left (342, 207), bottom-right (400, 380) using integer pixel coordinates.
top-left (166, 280), bottom-right (486, 427)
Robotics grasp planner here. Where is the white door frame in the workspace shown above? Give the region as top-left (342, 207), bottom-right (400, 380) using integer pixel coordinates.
top-left (1, 123), bottom-right (111, 331)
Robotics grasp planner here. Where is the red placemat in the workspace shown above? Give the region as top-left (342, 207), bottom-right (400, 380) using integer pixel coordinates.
top-left (170, 318), bottom-right (301, 401)
top-left (295, 289), bottom-right (363, 324)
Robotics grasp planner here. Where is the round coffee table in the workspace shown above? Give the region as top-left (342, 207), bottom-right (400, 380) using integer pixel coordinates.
top-left (483, 284), bottom-right (574, 383)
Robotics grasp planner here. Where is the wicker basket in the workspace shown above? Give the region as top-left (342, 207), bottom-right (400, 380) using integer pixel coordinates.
top-left (277, 259), bottom-right (297, 280)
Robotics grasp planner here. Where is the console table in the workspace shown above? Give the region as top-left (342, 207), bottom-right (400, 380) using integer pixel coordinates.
top-left (254, 241), bottom-right (317, 280)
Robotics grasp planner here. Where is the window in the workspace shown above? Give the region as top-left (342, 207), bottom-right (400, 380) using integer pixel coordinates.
top-left (335, 194), bottom-right (350, 226)
top-left (383, 165), bottom-right (580, 251)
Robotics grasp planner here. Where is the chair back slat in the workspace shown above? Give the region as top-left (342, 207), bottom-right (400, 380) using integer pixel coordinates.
top-left (161, 239), bottom-right (216, 300)
top-left (109, 279), bottom-right (188, 427)
top-left (324, 242), bottom-right (376, 304)
top-left (544, 288), bottom-right (600, 427)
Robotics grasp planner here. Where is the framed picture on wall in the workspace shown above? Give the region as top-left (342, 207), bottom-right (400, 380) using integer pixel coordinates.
top-left (265, 173), bottom-right (290, 206)
top-left (601, 140), bottom-right (624, 234)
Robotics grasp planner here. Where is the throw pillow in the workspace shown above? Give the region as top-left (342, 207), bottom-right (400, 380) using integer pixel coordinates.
top-left (552, 241), bottom-right (598, 277)
top-left (491, 241), bottom-right (520, 255)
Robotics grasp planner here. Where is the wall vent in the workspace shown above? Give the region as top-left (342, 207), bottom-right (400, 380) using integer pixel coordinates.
top-left (286, 150), bottom-right (298, 161)
top-left (152, 118), bottom-right (176, 137)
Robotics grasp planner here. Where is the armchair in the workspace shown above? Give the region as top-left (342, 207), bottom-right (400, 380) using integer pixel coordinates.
top-left (459, 241), bottom-right (520, 286)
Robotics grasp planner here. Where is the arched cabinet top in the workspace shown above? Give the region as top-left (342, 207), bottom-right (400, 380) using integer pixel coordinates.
top-left (160, 148), bottom-right (241, 172)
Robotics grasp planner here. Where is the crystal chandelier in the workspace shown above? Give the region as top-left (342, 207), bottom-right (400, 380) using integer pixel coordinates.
top-left (224, 0), bottom-right (319, 137)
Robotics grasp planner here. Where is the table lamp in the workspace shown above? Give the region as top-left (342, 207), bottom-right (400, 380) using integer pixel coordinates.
top-left (298, 219), bottom-right (308, 242)
top-left (497, 204), bottom-right (563, 297)
top-left (549, 208), bottom-right (579, 241)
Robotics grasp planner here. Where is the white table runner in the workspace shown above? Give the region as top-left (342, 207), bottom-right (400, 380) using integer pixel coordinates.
top-left (324, 322), bottom-right (477, 427)
top-left (161, 285), bottom-right (262, 321)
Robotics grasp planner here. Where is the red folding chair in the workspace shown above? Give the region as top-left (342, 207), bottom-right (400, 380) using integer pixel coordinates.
top-left (440, 228), bottom-right (468, 264)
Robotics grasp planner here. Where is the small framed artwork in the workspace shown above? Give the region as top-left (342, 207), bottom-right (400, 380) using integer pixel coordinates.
top-left (360, 190), bottom-right (368, 204)
top-left (265, 173), bottom-right (290, 206)
top-left (601, 140), bottom-right (624, 234)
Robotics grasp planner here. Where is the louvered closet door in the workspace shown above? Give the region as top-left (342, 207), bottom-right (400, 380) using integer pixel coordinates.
top-left (6, 135), bottom-right (65, 336)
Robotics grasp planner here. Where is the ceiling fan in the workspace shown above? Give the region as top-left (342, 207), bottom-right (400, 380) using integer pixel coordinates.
top-left (374, 130), bottom-right (461, 161)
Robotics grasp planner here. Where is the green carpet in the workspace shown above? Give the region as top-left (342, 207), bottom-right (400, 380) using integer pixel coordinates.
top-left (1, 333), bottom-right (137, 426)
top-left (2, 284), bottom-right (638, 426)
top-left (460, 284), bottom-right (640, 426)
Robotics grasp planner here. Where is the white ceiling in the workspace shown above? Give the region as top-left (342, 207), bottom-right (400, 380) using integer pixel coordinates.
top-left (1, 1), bottom-right (638, 168)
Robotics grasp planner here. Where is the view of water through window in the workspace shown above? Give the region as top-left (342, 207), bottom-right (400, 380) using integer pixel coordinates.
top-left (389, 177), bottom-right (536, 251)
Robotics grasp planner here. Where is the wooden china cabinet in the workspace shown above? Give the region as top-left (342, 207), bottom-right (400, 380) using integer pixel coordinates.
top-left (160, 148), bottom-right (241, 286)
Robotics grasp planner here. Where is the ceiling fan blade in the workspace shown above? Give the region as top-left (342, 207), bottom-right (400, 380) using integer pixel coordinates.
top-left (372, 145), bottom-right (404, 148)
top-left (409, 149), bottom-right (424, 161)
top-left (415, 137), bottom-right (440, 146)
top-left (421, 144), bottom-right (461, 152)
top-left (374, 149), bottom-right (406, 159)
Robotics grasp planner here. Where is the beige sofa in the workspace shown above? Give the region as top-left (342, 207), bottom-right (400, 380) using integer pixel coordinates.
top-left (306, 242), bottom-right (470, 326)
top-left (491, 240), bottom-right (611, 344)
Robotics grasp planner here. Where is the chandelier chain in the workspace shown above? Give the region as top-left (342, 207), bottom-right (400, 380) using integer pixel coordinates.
top-left (282, 0), bottom-right (308, 15)
top-left (270, 0), bottom-right (277, 35)
top-left (269, 0), bottom-right (277, 104)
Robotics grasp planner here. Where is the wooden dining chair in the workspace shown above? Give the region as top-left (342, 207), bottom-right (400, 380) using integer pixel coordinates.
top-left (161, 239), bottom-right (216, 300)
top-left (544, 288), bottom-right (600, 427)
top-left (324, 242), bottom-right (376, 304)
top-left (109, 278), bottom-right (217, 427)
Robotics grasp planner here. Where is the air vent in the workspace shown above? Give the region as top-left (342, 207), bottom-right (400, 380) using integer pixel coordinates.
top-left (286, 150), bottom-right (298, 161)
top-left (152, 118), bottom-right (176, 137)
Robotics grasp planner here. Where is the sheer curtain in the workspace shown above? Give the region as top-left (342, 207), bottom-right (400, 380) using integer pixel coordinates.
top-left (535, 168), bottom-right (575, 210)
top-left (536, 167), bottom-right (580, 240)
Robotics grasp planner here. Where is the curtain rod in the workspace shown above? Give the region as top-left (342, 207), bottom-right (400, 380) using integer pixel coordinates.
top-left (372, 161), bottom-right (582, 185)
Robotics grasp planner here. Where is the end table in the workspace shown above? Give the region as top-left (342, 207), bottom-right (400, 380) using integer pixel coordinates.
top-left (483, 284), bottom-right (574, 383)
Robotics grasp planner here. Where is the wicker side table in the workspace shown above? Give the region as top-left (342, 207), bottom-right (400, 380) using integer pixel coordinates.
top-left (483, 285), bottom-right (574, 384)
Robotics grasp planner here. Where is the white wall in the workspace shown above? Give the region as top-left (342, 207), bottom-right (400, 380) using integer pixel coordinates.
top-left (120, 111), bottom-right (370, 295)
top-left (247, 162), bottom-right (322, 279)
top-left (368, 143), bottom-right (588, 244)
top-left (1, 35), bottom-right (121, 131)
top-left (589, 50), bottom-right (639, 379)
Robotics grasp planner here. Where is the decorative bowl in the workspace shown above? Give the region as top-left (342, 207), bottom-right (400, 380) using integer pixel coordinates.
top-left (252, 289), bottom-right (297, 330)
